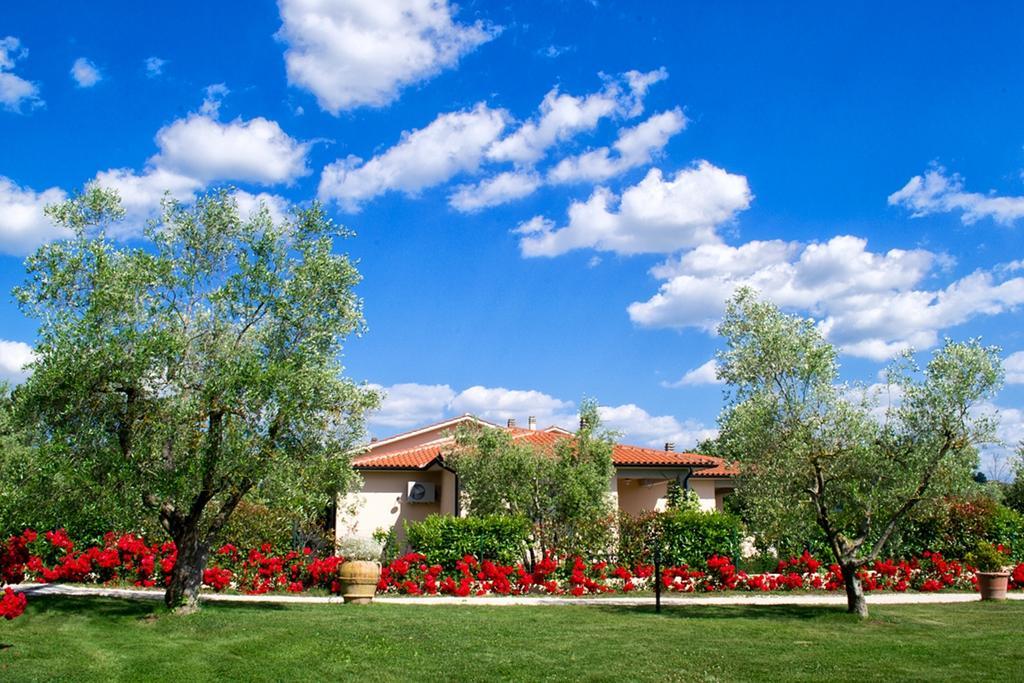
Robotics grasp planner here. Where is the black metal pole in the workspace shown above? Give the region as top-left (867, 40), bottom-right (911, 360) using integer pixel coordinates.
top-left (654, 542), bottom-right (661, 614)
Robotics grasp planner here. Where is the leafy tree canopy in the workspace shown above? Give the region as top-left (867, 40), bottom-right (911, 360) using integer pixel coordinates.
top-left (13, 187), bottom-right (378, 610)
top-left (448, 399), bottom-right (616, 559)
top-left (715, 288), bottom-right (1002, 617)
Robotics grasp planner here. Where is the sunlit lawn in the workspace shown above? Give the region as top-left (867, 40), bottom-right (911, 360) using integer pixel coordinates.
top-left (1, 596), bottom-right (1020, 681)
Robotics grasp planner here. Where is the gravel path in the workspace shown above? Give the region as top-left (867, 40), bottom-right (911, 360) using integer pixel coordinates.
top-left (13, 582), bottom-right (1023, 607)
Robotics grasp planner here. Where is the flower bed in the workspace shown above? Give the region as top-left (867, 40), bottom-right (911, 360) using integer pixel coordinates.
top-left (3, 530), bottom-right (1023, 619)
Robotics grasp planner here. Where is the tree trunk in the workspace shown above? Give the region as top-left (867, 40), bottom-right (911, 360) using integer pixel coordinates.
top-left (165, 525), bottom-right (209, 614)
top-left (841, 562), bottom-right (868, 618)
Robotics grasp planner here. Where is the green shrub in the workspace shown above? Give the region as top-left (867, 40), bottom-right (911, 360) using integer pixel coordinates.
top-left (885, 494), bottom-right (997, 560)
top-left (618, 508), bottom-right (743, 568)
top-left (987, 505), bottom-right (1024, 563)
top-left (405, 514), bottom-right (531, 568)
top-left (219, 501), bottom-right (304, 550)
top-left (966, 540), bottom-right (1009, 572)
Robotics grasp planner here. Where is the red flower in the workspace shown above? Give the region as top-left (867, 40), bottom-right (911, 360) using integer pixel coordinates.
top-left (0, 588), bottom-right (27, 620)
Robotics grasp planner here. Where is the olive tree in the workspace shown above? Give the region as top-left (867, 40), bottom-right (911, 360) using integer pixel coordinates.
top-left (448, 400), bottom-right (616, 561)
top-left (13, 188), bottom-right (378, 612)
top-left (715, 289), bottom-right (1002, 618)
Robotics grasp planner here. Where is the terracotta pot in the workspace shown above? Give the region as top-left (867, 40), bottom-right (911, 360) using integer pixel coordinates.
top-left (338, 560), bottom-right (381, 604)
top-left (977, 571), bottom-right (1010, 601)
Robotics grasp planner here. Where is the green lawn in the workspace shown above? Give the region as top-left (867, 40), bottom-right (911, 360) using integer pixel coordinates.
top-left (1, 597), bottom-right (1020, 682)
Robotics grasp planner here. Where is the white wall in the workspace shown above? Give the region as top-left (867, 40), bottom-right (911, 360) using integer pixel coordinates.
top-left (688, 479), bottom-right (719, 512)
top-left (337, 468), bottom-right (453, 545)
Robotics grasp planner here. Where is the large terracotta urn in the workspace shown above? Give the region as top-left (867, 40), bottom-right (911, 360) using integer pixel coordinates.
top-left (977, 571), bottom-right (1010, 601)
top-left (338, 560), bottom-right (381, 604)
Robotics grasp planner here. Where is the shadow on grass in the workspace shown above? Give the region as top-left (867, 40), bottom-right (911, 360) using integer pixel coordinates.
top-left (26, 595), bottom-right (156, 618)
top-left (588, 602), bottom-right (853, 621)
top-left (24, 594), bottom-right (293, 618)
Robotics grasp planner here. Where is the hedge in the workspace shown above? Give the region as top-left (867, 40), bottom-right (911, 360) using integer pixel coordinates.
top-left (618, 508), bottom-right (743, 568)
top-left (405, 514), bottom-right (531, 568)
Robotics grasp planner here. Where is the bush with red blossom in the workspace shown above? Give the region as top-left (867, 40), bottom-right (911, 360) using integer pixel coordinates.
top-left (3, 528), bottom-right (1024, 606)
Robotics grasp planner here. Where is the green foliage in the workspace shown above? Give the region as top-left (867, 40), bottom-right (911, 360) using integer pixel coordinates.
top-left (665, 483), bottom-right (701, 511)
top-left (218, 501), bottom-right (302, 551)
top-left (11, 187), bottom-right (378, 604)
top-left (405, 514), bottom-right (531, 568)
top-left (448, 399), bottom-right (616, 558)
top-left (0, 385), bottom-right (157, 544)
top-left (372, 527), bottom-right (399, 563)
top-left (988, 505), bottom-right (1024, 563)
top-left (617, 508), bottom-right (743, 568)
top-left (965, 541), bottom-right (1008, 572)
top-left (1004, 445), bottom-right (1024, 515)
top-left (715, 289), bottom-right (1002, 579)
top-left (886, 494), bottom-right (997, 560)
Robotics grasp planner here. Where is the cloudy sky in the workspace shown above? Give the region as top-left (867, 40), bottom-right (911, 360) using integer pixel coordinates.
top-left (1, 1), bottom-right (1022, 472)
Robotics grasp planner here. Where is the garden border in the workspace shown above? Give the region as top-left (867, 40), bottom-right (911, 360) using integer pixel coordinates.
top-left (13, 582), bottom-right (1024, 607)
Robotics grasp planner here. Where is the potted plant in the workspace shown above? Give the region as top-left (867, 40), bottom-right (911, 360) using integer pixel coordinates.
top-left (967, 541), bottom-right (1010, 601)
top-left (336, 537), bottom-right (384, 604)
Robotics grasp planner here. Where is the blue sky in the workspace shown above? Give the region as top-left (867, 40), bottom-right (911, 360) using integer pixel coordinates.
top-left (1, 1), bottom-right (1022, 473)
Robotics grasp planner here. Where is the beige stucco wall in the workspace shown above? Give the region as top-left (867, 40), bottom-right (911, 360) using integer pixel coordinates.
top-left (341, 468), bottom-right (732, 546)
top-left (337, 468), bottom-right (455, 545)
top-left (688, 479), bottom-right (719, 512)
top-left (616, 477), bottom-right (669, 515)
top-left (367, 425), bottom-right (454, 456)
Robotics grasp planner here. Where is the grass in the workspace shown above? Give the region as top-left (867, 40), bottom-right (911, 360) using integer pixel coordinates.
top-left (1, 597), bottom-right (1021, 682)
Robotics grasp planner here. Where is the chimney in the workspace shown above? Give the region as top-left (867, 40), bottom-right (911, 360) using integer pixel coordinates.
top-left (528, 416), bottom-right (537, 430)
top-left (370, 437), bottom-right (379, 443)
top-left (507, 418), bottom-right (517, 428)
top-left (664, 442), bottom-right (675, 452)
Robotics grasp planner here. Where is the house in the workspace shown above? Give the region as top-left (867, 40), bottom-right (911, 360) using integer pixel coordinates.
top-left (337, 415), bottom-right (737, 544)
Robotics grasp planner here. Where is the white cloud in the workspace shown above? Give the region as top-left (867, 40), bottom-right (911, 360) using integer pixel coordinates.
top-left (88, 87), bottom-right (308, 228)
top-left (516, 162), bottom-right (752, 257)
top-left (277, 0), bottom-right (496, 113)
top-left (90, 167), bottom-right (203, 226)
top-left (450, 385), bottom-right (575, 425)
top-left (486, 86), bottom-right (616, 165)
top-left (144, 57), bottom-right (166, 77)
top-left (318, 69), bottom-right (669, 210)
top-left (628, 235), bottom-right (1024, 360)
top-left (487, 69), bottom-right (666, 165)
top-left (623, 67), bottom-right (668, 116)
top-left (365, 381), bottom-right (716, 450)
top-left (547, 108), bottom-right (686, 184)
top-left (70, 57), bottom-right (102, 88)
top-left (598, 403), bottom-right (716, 450)
top-left (1005, 351), bottom-right (1024, 384)
top-left (318, 103), bottom-right (508, 210)
top-left (538, 45), bottom-right (573, 59)
top-left (0, 339), bottom-right (35, 384)
top-left (0, 177), bottom-right (69, 255)
top-left (448, 170), bottom-right (541, 212)
top-left (232, 190), bottom-right (291, 225)
top-left (1, 87), bottom-right (307, 251)
top-left (662, 359), bottom-right (722, 387)
top-left (367, 382), bottom-right (456, 429)
top-left (0, 36), bottom-right (42, 112)
top-left (152, 111), bottom-right (310, 185)
top-left (974, 401), bottom-right (1024, 481)
top-left (889, 166), bottom-right (1024, 225)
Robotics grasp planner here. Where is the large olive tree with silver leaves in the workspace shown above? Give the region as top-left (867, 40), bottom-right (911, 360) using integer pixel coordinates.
top-left (715, 289), bottom-right (1002, 618)
top-left (14, 188), bottom-right (378, 612)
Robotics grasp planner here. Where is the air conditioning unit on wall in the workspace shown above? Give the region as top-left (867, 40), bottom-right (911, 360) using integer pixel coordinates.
top-left (407, 481), bottom-right (436, 503)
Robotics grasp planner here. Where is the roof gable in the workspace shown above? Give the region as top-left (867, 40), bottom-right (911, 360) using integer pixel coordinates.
top-left (353, 416), bottom-right (733, 474)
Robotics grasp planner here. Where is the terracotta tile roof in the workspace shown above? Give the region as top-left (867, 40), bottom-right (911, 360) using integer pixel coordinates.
top-left (352, 444), bottom-right (444, 469)
top-left (354, 423), bottom-right (731, 473)
top-left (689, 456), bottom-right (739, 478)
top-left (611, 444), bottom-right (720, 467)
